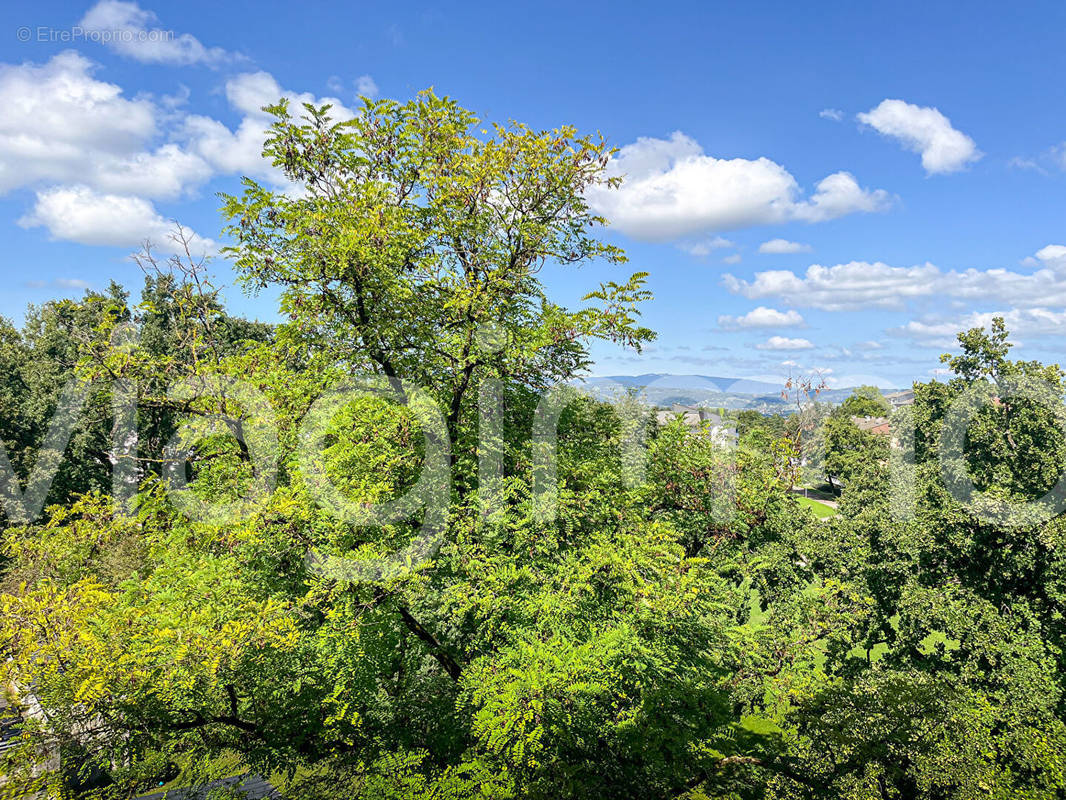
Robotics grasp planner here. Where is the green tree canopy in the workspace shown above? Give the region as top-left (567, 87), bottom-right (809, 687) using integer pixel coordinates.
top-left (3, 89), bottom-right (1066, 800)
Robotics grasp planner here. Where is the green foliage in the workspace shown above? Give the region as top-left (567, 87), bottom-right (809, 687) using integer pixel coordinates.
top-left (822, 414), bottom-right (889, 491)
top-left (839, 385), bottom-right (891, 418)
top-left (2, 84), bottom-right (1066, 800)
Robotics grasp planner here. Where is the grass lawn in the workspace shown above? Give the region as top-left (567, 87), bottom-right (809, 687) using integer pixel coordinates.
top-left (796, 495), bottom-right (837, 518)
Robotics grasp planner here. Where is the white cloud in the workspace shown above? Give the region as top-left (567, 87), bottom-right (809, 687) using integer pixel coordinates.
top-left (181, 114), bottom-right (275, 180)
top-left (1008, 156), bottom-right (1045, 173)
top-left (79, 0), bottom-right (232, 66)
top-left (1034, 244), bottom-right (1066, 269)
top-left (758, 238), bottom-right (812, 254)
top-left (18, 185), bottom-right (213, 255)
top-left (55, 278), bottom-right (92, 289)
top-left (225, 71), bottom-right (355, 119)
top-left (819, 108), bottom-right (844, 122)
top-left (724, 246), bottom-right (1066, 312)
top-left (91, 143), bottom-right (214, 200)
top-left (722, 253), bottom-right (742, 264)
top-left (679, 236), bottom-right (734, 256)
top-left (725, 261), bottom-right (943, 311)
top-left (718, 307), bottom-right (805, 329)
top-left (1008, 144), bottom-right (1066, 174)
top-left (327, 74), bottom-right (379, 100)
top-left (168, 73), bottom-right (288, 185)
top-left (857, 99), bottom-right (981, 174)
top-left (755, 336), bottom-right (814, 351)
top-left (791, 171), bottom-right (889, 222)
top-left (0, 52), bottom-right (160, 193)
top-left (894, 308), bottom-right (1066, 348)
top-left (355, 75), bottom-right (379, 99)
top-left (183, 72), bottom-right (356, 184)
top-left (0, 53), bottom-right (215, 200)
top-left (225, 71), bottom-right (286, 116)
top-left (0, 54), bottom-right (363, 251)
top-left (585, 131), bottom-right (890, 240)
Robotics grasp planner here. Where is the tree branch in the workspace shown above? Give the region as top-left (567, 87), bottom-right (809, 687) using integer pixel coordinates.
top-left (395, 604), bottom-right (463, 682)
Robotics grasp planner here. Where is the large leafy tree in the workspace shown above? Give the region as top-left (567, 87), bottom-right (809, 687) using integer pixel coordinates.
top-left (221, 92), bottom-right (653, 480)
top-left (1, 93), bottom-right (785, 800)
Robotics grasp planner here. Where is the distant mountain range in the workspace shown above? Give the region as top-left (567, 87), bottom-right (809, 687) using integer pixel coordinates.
top-left (575, 373), bottom-right (870, 412)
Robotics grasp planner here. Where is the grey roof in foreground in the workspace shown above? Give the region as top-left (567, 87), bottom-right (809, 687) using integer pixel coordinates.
top-left (136, 774), bottom-right (282, 800)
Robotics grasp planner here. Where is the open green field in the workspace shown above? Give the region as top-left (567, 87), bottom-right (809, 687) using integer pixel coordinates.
top-left (796, 495), bottom-right (837, 518)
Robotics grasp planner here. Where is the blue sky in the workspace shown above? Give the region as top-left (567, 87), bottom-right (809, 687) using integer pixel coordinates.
top-left (1, 0), bottom-right (1065, 390)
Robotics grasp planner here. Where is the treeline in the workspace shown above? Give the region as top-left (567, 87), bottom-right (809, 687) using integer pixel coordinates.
top-left (0, 275), bottom-right (273, 529)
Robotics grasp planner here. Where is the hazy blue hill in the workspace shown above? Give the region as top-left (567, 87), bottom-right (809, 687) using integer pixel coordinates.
top-left (584, 373), bottom-right (781, 392)
top-left (577, 374), bottom-right (865, 412)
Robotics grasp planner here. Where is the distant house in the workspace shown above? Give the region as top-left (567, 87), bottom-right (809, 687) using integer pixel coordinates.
top-left (657, 404), bottom-right (738, 448)
top-left (884, 389), bottom-right (914, 408)
top-left (851, 415), bottom-right (892, 436)
top-left (136, 774), bottom-right (283, 800)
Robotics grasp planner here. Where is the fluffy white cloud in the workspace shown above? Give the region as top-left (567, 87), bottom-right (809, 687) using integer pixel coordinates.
top-left (0, 52), bottom-right (159, 193)
top-left (724, 246), bottom-right (1066, 312)
top-left (857, 99), bottom-right (981, 174)
top-left (725, 261), bottom-right (942, 311)
top-left (1034, 244), bottom-right (1066, 269)
top-left (758, 238), bottom-right (811, 254)
top-left (78, 1), bottom-right (232, 66)
top-left (91, 143), bottom-right (214, 200)
top-left (894, 308), bottom-right (1066, 347)
top-left (0, 52), bottom-right (217, 200)
top-left (0, 54), bottom-right (356, 198)
top-left (819, 108), bottom-right (844, 122)
top-left (0, 51), bottom-right (372, 253)
top-left (225, 71), bottom-right (287, 116)
top-left (180, 114), bottom-right (274, 180)
top-left (181, 72), bottom-right (357, 185)
top-left (718, 307), bottom-right (805, 329)
top-left (793, 172), bottom-right (889, 221)
top-left (18, 185), bottom-right (213, 254)
top-left (225, 71), bottom-right (355, 119)
top-left (585, 131), bottom-right (890, 240)
top-left (755, 336), bottom-right (814, 351)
